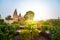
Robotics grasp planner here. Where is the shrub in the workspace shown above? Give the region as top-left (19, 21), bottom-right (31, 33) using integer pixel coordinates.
top-left (32, 29), bottom-right (39, 40)
top-left (50, 26), bottom-right (60, 40)
top-left (40, 25), bottom-right (51, 32)
top-left (0, 24), bottom-right (16, 40)
top-left (10, 22), bottom-right (20, 30)
top-left (19, 30), bottom-right (31, 40)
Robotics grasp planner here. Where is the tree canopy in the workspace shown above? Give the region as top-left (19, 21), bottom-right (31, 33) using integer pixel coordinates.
top-left (5, 15), bottom-right (12, 20)
top-left (24, 11), bottom-right (34, 20)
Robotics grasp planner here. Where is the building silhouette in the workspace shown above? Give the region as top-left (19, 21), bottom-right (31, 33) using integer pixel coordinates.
top-left (13, 9), bottom-right (23, 22)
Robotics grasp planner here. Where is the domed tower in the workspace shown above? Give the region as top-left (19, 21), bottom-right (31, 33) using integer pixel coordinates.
top-left (18, 13), bottom-right (22, 21)
top-left (18, 13), bottom-right (25, 26)
top-left (13, 9), bottom-right (18, 22)
top-left (19, 13), bottom-right (21, 17)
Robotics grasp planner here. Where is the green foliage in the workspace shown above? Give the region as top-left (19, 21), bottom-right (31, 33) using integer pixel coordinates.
top-left (32, 29), bottom-right (39, 38)
top-left (0, 24), bottom-right (16, 40)
top-left (39, 19), bottom-right (60, 26)
top-left (24, 20), bottom-right (39, 40)
top-left (46, 19), bottom-right (60, 26)
top-left (5, 15), bottom-right (12, 20)
top-left (19, 29), bottom-right (39, 40)
top-left (10, 22), bottom-right (20, 30)
top-left (50, 26), bottom-right (60, 40)
top-left (0, 19), bottom-right (6, 25)
top-left (40, 25), bottom-right (51, 32)
top-left (0, 19), bottom-right (17, 40)
top-left (51, 19), bottom-right (60, 26)
top-left (19, 30), bottom-right (31, 40)
top-left (24, 20), bottom-right (37, 30)
top-left (24, 11), bottom-right (34, 20)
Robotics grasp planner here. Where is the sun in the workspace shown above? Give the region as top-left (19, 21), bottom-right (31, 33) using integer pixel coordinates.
top-left (18, 1), bottom-right (50, 20)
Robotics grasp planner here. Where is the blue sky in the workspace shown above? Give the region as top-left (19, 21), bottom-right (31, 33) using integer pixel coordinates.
top-left (0, 0), bottom-right (60, 20)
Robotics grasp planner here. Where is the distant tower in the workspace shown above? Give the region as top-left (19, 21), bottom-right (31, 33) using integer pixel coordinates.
top-left (58, 17), bottom-right (60, 20)
top-left (18, 13), bottom-right (22, 21)
top-left (0, 14), bottom-right (1, 18)
top-left (13, 9), bottom-right (18, 22)
top-left (19, 13), bottom-right (21, 17)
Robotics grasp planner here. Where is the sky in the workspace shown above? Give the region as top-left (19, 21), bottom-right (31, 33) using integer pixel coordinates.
top-left (0, 0), bottom-right (60, 20)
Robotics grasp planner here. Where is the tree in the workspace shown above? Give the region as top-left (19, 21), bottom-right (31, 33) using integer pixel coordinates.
top-left (45, 19), bottom-right (60, 26)
top-left (5, 15), bottom-right (12, 20)
top-left (0, 19), bottom-right (6, 25)
top-left (24, 20), bottom-right (37, 30)
top-left (0, 20), bottom-right (16, 40)
top-left (10, 22), bottom-right (20, 30)
top-left (50, 26), bottom-right (60, 40)
top-left (24, 20), bottom-right (39, 40)
top-left (5, 15), bottom-right (12, 24)
top-left (24, 11), bottom-right (34, 20)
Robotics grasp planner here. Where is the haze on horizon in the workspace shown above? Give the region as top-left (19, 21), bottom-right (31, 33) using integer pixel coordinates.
top-left (0, 0), bottom-right (60, 20)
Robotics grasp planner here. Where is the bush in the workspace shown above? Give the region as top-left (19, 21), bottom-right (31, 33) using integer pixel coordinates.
top-left (19, 30), bottom-right (31, 40)
top-left (10, 22), bottom-right (20, 30)
top-left (50, 26), bottom-right (60, 40)
top-left (24, 20), bottom-right (37, 30)
top-left (0, 19), bottom-right (6, 25)
top-left (24, 20), bottom-right (39, 40)
top-left (32, 29), bottom-right (39, 40)
top-left (40, 25), bottom-right (51, 32)
top-left (0, 24), bottom-right (16, 40)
